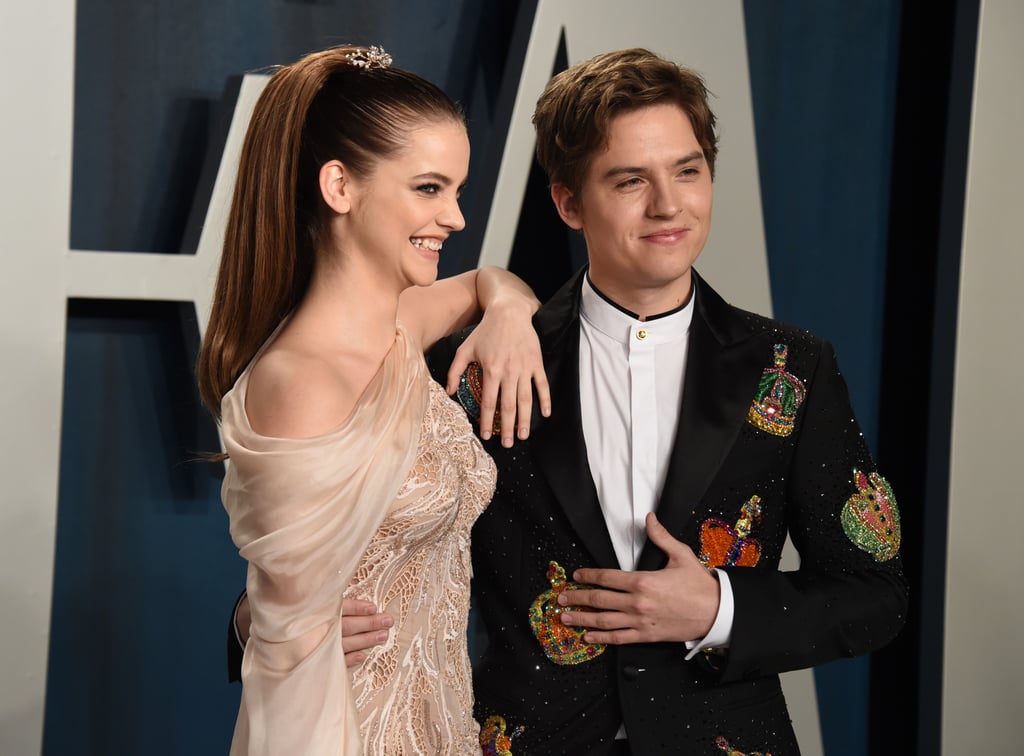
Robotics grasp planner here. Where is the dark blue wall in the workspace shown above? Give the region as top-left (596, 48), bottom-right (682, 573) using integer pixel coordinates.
top-left (49, 2), bottom-right (903, 754)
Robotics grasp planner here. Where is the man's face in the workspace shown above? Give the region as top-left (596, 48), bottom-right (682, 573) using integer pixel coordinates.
top-left (551, 103), bottom-right (713, 316)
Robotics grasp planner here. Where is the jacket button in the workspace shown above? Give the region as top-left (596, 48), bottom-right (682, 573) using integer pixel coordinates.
top-left (622, 665), bottom-right (640, 680)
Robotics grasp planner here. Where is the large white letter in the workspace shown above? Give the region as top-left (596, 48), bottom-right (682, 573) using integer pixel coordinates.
top-left (0, 1), bottom-right (267, 737)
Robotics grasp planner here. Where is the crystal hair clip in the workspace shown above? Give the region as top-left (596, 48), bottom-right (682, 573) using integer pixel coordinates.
top-left (346, 45), bottom-right (392, 70)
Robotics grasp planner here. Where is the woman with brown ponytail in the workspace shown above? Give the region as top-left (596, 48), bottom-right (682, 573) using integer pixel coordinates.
top-left (196, 45), bottom-right (548, 755)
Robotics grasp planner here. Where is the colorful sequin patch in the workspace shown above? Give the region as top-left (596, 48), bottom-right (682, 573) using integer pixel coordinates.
top-left (841, 469), bottom-right (901, 561)
top-left (479, 714), bottom-right (523, 756)
top-left (528, 561), bottom-right (607, 665)
top-left (715, 735), bottom-right (772, 756)
top-left (456, 361), bottom-right (502, 433)
top-left (699, 495), bottom-right (764, 568)
top-left (747, 344), bottom-right (807, 437)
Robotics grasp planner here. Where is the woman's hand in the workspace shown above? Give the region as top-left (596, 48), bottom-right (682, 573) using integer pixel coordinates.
top-left (446, 298), bottom-right (551, 447)
top-left (339, 599), bottom-right (393, 666)
top-left (235, 594), bottom-right (391, 668)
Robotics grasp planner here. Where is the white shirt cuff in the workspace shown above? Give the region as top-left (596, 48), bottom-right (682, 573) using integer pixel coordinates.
top-left (684, 569), bottom-right (734, 660)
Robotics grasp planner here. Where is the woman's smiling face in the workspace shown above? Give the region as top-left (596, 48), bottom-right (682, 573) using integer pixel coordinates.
top-left (340, 118), bottom-right (470, 289)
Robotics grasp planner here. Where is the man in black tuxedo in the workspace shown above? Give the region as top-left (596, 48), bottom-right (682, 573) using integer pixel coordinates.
top-left (427, 48), bottom-right (907, 755)
top-left (230, 48), bottom-right (907, 755)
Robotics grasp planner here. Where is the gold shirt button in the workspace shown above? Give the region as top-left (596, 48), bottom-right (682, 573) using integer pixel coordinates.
top-left (637, 329), bottom-right (648, 340)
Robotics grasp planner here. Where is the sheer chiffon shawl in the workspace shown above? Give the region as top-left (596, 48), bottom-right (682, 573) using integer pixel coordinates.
top-left (220, 327), bottom-right (429, 755)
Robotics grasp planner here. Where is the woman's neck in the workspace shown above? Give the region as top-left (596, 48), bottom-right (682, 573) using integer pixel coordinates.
top-left (289, 252), bottom-right (403, 357)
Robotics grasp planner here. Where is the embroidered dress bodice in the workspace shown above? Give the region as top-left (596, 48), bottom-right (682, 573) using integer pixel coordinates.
top-left (346, 378), bottom-right (496, 753)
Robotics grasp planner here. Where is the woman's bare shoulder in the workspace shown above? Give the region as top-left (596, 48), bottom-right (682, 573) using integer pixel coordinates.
top-left (245, 346), bottom-right (357, 439)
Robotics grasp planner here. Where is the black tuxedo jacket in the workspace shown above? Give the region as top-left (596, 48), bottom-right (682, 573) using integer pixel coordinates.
top-left (428, 267), bottom-right (907, 756)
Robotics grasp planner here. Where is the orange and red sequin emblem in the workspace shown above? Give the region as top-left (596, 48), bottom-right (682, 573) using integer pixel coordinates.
top-left (699, 495), bottom-right (764, 568)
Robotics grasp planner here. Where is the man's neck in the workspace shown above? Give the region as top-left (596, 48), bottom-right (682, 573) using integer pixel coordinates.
top-left (585, 274), bottom-right (694, 322)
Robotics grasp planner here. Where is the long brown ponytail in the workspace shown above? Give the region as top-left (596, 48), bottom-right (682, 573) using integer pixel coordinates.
top-left (196, 46), bottom-right (463, 419)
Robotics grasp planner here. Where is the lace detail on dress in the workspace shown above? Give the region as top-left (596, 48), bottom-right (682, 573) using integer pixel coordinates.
top-left (346, 379), bottom-right (496, 754)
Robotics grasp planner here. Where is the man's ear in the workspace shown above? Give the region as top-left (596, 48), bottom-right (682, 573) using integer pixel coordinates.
top-left (319, 160), bottom-right (352, 215)
top-left (550, 183), bottom-right (583, 230)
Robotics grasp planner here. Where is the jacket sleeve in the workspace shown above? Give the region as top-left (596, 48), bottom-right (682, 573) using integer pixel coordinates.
top-left (720, 340), bottom-right (908, 683)
top-left (425, 329), bottom-right (469, 386)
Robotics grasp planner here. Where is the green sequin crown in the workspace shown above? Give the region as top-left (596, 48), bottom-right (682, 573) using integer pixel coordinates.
top-left (747, 344), bottom-right (807, 437)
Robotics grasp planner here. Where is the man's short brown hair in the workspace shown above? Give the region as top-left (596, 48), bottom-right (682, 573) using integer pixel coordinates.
top-left (532, 48), bottom-right (718, 195)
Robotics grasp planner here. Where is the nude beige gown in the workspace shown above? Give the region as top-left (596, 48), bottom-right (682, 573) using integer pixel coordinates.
top-left (220, 325), bottom-right (495, 755)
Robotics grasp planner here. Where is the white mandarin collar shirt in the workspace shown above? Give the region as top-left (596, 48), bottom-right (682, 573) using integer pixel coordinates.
top-left (578, 274), bottom-right (694, 570)
top-left (577, 274), bottom-right (733, 668)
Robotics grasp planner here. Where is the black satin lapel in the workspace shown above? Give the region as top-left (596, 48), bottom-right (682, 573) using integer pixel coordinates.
top-left (636, 308), bottom-right (764, 571)
top-left (533, 304), bottom-right (620, 571)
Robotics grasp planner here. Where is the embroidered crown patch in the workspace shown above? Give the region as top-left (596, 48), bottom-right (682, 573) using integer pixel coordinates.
top-left (479, 714), bottom-right (523, 756)
top-left (716, 735), bottom-right (773, 756)
top-left (528, 561), bottom-right (606, 665)
top-left (699, 495), bottom-right (764, 568)
top-left (841, 469), bottom-right (901, 561)
top-left (747, 344), bottom-right (806, 437)
top-left (456, 361), bottom-right (502, 433)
